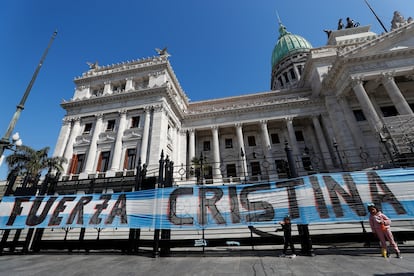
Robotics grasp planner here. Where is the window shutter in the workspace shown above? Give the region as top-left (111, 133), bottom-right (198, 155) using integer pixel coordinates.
top-left (123, 151), bottom-right (128, 170)
top-left (96, 152), bottom-right (103, 172)
top-left (69, 154), bottom-right (78, 174)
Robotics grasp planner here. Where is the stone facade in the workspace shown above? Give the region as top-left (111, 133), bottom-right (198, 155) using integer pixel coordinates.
top-left (54, 21), bottom-right (414, 187)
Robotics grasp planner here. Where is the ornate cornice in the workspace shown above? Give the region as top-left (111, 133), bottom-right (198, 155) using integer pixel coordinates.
top-left (74, 55), bottom-right (168, 82)
top-left (323, 22), bottom-right (414, 90)
top-left (185, 94), bottom-right (321, 120)
top-left (62, 86), bottom-right (166, 108)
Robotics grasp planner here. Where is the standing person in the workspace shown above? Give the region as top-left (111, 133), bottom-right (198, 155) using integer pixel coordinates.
top-left (278, 216), bottom-right (296, 257)
top-left (367, 204), bottom-right (402, 258)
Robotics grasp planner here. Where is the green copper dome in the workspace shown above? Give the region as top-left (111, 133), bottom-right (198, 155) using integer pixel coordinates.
top-left (271, 24), bottom-right (312, 68)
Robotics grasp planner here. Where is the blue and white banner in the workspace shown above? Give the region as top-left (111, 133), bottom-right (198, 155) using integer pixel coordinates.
top-left (0, 168), bottom-right (413, 230)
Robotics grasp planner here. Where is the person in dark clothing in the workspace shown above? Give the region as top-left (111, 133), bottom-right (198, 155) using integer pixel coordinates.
top-left (278, 216), bottom-right (296, 257)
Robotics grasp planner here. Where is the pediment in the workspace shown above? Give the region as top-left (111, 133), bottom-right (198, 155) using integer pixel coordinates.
top-left (341, 22), bottom-right (414, 59)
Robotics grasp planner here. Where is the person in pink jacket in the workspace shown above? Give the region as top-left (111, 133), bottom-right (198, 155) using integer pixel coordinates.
top-left (368, 203), bottom-right (401, 258)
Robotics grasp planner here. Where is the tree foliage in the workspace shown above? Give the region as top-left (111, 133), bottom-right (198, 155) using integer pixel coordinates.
top-left (6, 145), bottom-right (66, 184)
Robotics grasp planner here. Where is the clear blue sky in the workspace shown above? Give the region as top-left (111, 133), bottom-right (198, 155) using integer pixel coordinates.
top-left (0, 0), bottom-right (413, 179)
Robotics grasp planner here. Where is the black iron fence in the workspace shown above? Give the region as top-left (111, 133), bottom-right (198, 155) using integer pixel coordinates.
top-left (1, 149), bottom-right (413, 256)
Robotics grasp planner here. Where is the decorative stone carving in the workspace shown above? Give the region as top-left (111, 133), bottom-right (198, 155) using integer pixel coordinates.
top-left (391, 11), bottom-right (406, 30)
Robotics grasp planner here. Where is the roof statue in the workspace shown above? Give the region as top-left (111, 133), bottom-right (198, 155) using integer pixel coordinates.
top-left (155, 47), bottom-right (170, 57)
top-left (337, 18), bottom-right (344, 30)
top-left (345, 17), bottom-right (360, 28)
top-left (324, 29), bottom-right (332, 39)
top-left (86, 61), bottom-right (99, 70)
top-left (391, 11), bottom-right (413, 31)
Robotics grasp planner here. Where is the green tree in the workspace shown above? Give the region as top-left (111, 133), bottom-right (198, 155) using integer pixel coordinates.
top-left (191, 156), bottom-right (212, 184)
top-left (6, 145), bottom-right (66, 186)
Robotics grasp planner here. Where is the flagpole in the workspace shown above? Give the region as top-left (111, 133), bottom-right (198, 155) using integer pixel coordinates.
top-left (364, 0), bottom-right (388, 33)
top-left (0, 31), bottom-right (57, 159)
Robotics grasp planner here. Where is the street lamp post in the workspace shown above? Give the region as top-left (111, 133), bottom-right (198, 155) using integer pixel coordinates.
top-left (0, 31), bottom-right (57, 162)
top-left (379, 132), bottom-right (396, 167)
top-left (240, 148), bottom-right (247, 183)
top-left (0, 133), bottom-right (22, 167)
top-left (284, 140), bottom-right (314, 256)
top-left (333, 139), bottom-right (345, 171)
top-left (284, 141), bottom-right (298, 178)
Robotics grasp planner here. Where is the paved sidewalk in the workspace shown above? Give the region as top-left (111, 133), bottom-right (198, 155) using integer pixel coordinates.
top-left (0, 245), bottom-right (413, 276)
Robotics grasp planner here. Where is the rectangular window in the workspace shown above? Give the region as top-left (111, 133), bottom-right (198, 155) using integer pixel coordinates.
top-left (203, 141), bottom-right (211, 151)
top-left (83, 123), bottom-right (92, 134)
top-left (131, 116), bottom-right (140, 128)
top-left (289, 69), bottom-right (296, 80)
top-left (69, 153), bottom-right (85, 174)
top-left (97, 151), bottom-right (111, 172)
top-left (106, 120), bottom-right (116, 131)
top-left (247, 136), bottom-right (256, 147)
top-left (380, 106), bottom-right (398, 117)
top-left (271, 133), bottom-right (280, 144)
top-left (226, 164), bottom-right (237, 177)
top-left (295, 131), bottom-right (304, 141)
top-left (225, 138), bottom-right (233, 148)
top-left (251, 161), bottom-right (261, 176)
top-left (124, 148), bottom-right (137, 170)
top-left (353, 110), bottom-right (366, 121)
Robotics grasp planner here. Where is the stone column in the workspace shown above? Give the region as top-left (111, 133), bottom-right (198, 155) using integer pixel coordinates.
top-left (311, 115), bottom-right (333, 167)
top-left (211, 126), bottom-right (223, 181)
top-left (187, 129), bottom-right (196, 181)
top-left (235, 123), bottom-right (248, 180)
top-left (140, 106), bottom-right (151, 164)
top-left (260, 120), bottom-right (276, 179)
top-left (176, 129), bottom-right (187, 170)
top-left (125, 77), bottom-right (134, 92)
top-left (84, 114), bottom-right (103, 173)
top-left (293, 65), bottom-right (301, 81)
top-left (285, 117), bottom-right (300, 156)
top-left (260, 120), bottom-right (271, 150)
top-left (147, 104), bottom-right (167, 167)
top-left (337, 96), bottom-right (365, 149)
top-left (381, 73), bottom-right (413, 115)
top-left (110, 110), bottom-right (127, 171)
top-left (352, 78), bottom-right (383, 133)
top-left (53, 117), bottom-right (72, 157)
top-left (103, 81), bottom-right (112, 95)
top-left (62, 117), bottom-right (81, 174)
top-left (281, 74), bottom-right (287, 87)
top-left (188, 129), bottom-right (196, 163)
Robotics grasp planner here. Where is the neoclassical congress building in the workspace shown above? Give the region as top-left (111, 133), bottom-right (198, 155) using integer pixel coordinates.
top-left (53, 15), bottom-right (414, 188)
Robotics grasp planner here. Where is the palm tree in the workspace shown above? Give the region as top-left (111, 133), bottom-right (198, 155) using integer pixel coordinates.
top-left (6, 145), bottom-right (66, 187)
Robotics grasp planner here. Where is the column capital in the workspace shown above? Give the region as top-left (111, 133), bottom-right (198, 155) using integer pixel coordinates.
top-left (381, 71), bottom-right (396, 82)
top-left (235, 122), bottom-right (243, 128)
top-left (284, 116), bottom-right (294, 123)
top-left (152, 104), bottom-right (164, 112)
top-left (142, 106), bottom-right (151, 113)
top-left (70, 116), bottom-right (81, 123)
top-left (187, 128), bottom-right (195, 134)
top-left (260, 120), bottom-right (268, 125)
top-left (211, 125), bottom-right (219, 131)
top-left (350, 76), bottom-right (364, 87)
top-left (62, 117), bottom-right (72, 125)
top-left (118, 109), bottom-right (127, 116)
top-left (95, 113), bottom-right (104, 119)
